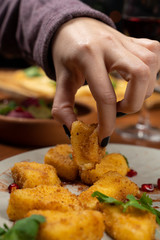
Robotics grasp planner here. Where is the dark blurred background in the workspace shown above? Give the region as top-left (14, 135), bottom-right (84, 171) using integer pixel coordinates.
top-left (82, 0), bottom-right (124, 31)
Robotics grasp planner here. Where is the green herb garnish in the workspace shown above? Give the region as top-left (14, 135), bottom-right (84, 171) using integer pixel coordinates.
top-left (0, 101), bottom-right (16, 115)
top-left (122, 155), bottom-right (129, 167)
top-left (24, 66), bottom-right (43, 78)
top-left (111, 80), bottom-right (117, 89)
top-left (38, 99), bottom-right (45, 106)
top-left (73, 107), bottom-right (78, 115)
top-left (92, 191), bottom-right (160, 225)
top-left (50, 81), bottom-right (56, 87)
top-left (0, 214), bottom-right (45, 240)
top-left (27, 105), bottom-right (52, 119)
top-left (69, 153), bottom-right (73, 159)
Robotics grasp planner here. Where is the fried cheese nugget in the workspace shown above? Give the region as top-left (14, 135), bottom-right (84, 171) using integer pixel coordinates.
top-left (44, 144), bottom-right (78, 181)
top-left (27, 209), bottom-right (105, 240)
top-left (78, 171), bottom-right (139, 210)
top-left (80, 153), bottom-right (130, 185)
top-left (11, 161), bottom-right (61, 188)
top-left (101, 205), bottom-right (156, 240)
top-left (71, 121), bottom-right (105, 170)
top-left (7, 185), bottom-right (82, 221)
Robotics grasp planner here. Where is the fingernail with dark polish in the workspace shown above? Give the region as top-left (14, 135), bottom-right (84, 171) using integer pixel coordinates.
top-left (63, 125), bottom-right (71, 139)
top-left (116, 112), bottom-right (127, 118)
top-left (101, 136), bottom-right (110, 147)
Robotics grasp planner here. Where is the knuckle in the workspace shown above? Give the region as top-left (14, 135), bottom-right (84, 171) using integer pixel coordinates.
top-left (144, 52), bottom-right (158, 67)
top-left (148, 40), bottom-right (160, 52)
top-left (145, 92), bottom-right (152, 99)
top-left (146, 89), bottom-right (154, 99)
top-left (99, 92), bottom-right (117, 105)
top-left (125, 104), bottom-right (141, 113)
top-left (51, 105), bottom-right (64, 120)
top-left (72, 42), bottom-right (95, 63)
top-left (104, 34), bottom-right (119, 48)
top-left (77, 42), bottom-right (93, 55)
top-left (51, 106), bottom-right (59, 118)
top-left (131, 64), bottom-right (150, 80)
top-left (104, 33), bottom-right (115, 42)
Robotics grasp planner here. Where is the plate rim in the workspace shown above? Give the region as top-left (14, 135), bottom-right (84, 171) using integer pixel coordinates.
top-left (0, 143), bottom-right (159, 163)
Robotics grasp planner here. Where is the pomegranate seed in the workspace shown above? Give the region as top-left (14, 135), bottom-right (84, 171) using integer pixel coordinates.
top-left (127, 169), bottom-right (137, 177)
top-left (157, 178), bottom-right (160, 189)
top-left (14, 106), bottom-right (24, 112)
top-left (22, 98), bottom-right (40, 107)
top-left (141, 184), bottom-right (154, 192)
top-left (8, 183), bottom-right (19, 193)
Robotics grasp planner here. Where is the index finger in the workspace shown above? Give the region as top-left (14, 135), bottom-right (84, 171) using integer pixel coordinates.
top-left (84, 58), bottom-right (117, 146)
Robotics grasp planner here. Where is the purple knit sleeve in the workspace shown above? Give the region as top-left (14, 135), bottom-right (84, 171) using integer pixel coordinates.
top-left (0, 0), bottom-right (115, 79)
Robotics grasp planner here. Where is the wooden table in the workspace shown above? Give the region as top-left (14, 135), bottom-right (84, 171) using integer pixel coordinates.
top-left (0, 107), bottom-right (159, 161)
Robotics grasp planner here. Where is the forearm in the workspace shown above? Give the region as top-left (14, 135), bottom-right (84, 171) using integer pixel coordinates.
top-left (0, 0), bottom-right (115, 79)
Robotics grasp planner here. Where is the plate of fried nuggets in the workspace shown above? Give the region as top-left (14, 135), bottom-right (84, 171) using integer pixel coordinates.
top-left (2, 120), bottom-right (160, 240)
top-left (45, 121), bottom-right (130, 184)
top-left (7, 165), bottom-right (146, 240)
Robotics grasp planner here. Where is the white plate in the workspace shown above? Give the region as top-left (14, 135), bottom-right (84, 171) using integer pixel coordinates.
top-left (0, 143), bottom-right (160, 240)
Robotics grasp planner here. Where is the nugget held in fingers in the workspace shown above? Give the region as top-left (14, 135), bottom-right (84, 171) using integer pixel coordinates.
top-left (44, 144), bottom-right (78, 181)
top-left (11, 161), bottom-right (61, 188)
top-left (71, 121), bottom-right (105, 171)
top-left (27, 209), bottom-right (105, 240)
top-left (80, 153), bottom-right (130, 185)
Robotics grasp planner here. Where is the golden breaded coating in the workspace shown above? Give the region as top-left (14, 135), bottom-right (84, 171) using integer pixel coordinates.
top-left (11, 161), bottom-right (61, 188)
top-left (44, 144), bottom-right (78, 181)
top-left (80, 153), bottom-right (130, 185)
top-left (78, 171), bottom-right (139, 210)
top-left (27, 209), bottom-right (105, 240)
top-left (101, 205), bottom-right (156, 240)
top-left (7, 185), bottom-right (82, 221)
top-left (71, 121), bottom-right (105, 170)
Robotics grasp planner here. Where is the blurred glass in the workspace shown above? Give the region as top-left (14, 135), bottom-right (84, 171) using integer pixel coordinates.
top-left (116, 0), bottom-right (160, 142)
top-left (122, 0), bottom-right (160, 40)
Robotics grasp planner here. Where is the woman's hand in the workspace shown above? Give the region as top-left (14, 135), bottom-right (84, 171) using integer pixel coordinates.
top-left (51, 17), bottom-right (160, 146)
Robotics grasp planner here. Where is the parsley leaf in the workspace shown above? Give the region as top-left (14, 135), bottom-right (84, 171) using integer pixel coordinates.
top-left (122, 155), bottom-right (129, 167)
top-left (140, 193), bottom-right (152, 207)
top-left (111, 80), bottom-right (117, 89)
top-left (0, 228), bottom-right (6, 236)
top-left (24, 66), bottom-right (42, 78)
top-left (122, 195), bottom-right (147, 212)
top-left (0, 215), bottom-right (45, 240)
top-left (92, 191), bottom-right (122, 205)
top-left (92, 191), bottom-right (160, 225)
top-left (0, 101), bottom-right (17, 115)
